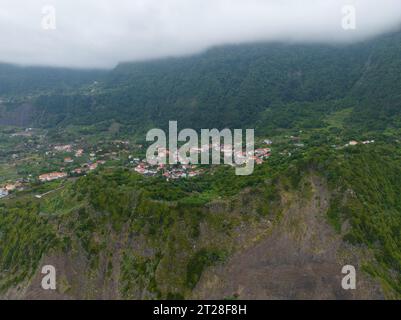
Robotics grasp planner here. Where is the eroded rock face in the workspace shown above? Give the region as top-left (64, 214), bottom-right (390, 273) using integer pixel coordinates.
top-left (2, 228), bottom-right (131, 300)
top-left (192, 176), bottom-right (384, 300)
top-left (1, 176), bottom-right (384, 300)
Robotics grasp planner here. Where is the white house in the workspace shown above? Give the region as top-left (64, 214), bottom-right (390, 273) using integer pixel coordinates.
top-left (0, 188), bottom-right (9, 198)
top-left (264, 139), bottom-right (273, 145)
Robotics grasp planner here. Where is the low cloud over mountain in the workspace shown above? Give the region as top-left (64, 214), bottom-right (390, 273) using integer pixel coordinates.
top-left (1, 0), bottom-right (401, 68)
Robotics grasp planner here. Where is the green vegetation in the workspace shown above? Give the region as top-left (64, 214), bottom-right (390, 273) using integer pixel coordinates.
top-left (0, 63), bottom-right (106, 96)
top-left (1, 141), bottom-right (401, 298)
top-left (1, 30), bottom-right (401, 299)
top-left (0, 202), bottom-right (57, 291)
top-left (322, 145), bottom-right (401, 297)
top-left (186, 248), bottom-right (228, 289)
top-left (0, 31), bottom-right (400, 138)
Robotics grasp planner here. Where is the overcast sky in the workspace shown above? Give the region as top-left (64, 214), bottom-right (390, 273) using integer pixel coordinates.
top-left (1, 0), bottom-right (401, 68)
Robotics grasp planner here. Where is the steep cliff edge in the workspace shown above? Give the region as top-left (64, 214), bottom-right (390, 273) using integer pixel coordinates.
top-left (1, 173), bottom-right (385, 300)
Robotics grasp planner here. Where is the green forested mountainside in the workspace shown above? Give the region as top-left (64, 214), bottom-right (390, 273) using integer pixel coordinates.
top-left (1, 31), bottom-right (400, 135)
top-left (2, 31), bottom-right (401, 300)
top-left (346, 31), bottom-right (401, 132)
top-left (1, 144), bottom-right (400, 298)
top-left (28, 42), bottom-right (370, 132)
top-left (0, 64), bottom-right (106, 96)
top-left (307, 144), bottom-right (401, 298)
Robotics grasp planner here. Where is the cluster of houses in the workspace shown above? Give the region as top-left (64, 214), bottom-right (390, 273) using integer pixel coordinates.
top-left (0, 139), bottom-right (275, 199)
top-left (133, 147), bottom-right (206, 180)
top-left (134, 160), bottom-right (203, 180)
top-left (163, 167), bottom-right (202, 180)
top-left (3, 139), bottom-right (275, 193)
top-left (345, 140), bottom-right (375, 147)
top-left (37, 141), bottom-right (136, 184)
top-left (60, 149), bottom-right (84, 164)
top-left (37, 145), bottom-right (108, 182)
top-left (52, 145), bottom-right (84, 157)
top-left (133, 141), bottom-right (272, 180)
top-left (253, 147), bottom-right (272, 164)
top-left (38, 172), bottom-right (68, 182)
top-left (0, 181), bottom-right (25, 199)
top-left (38, 160), bottom-right (106, 183)
top-left (54, 144), bottom-right (73, 152)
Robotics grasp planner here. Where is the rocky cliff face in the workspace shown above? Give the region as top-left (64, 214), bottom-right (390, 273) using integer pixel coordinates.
top-left (1, 175), bottom-right (383, 300)
top-left (192, 176), bottom-right (383, 300)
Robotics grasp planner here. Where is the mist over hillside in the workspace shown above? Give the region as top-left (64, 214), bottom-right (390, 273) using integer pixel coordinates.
top-left (1, 30), bottom-right (401, 136)
top-left (2, 0), bottom-right (401, 68)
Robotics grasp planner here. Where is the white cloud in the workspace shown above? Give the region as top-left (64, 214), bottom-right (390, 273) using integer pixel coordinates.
top-left (0, 0), bottom-right (401, 68)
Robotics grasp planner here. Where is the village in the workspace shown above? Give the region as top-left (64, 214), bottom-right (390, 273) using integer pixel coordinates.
top-left (0, 139), bottom-right (116, 199)
top-left (0, 129), bottom-right (377, 200)
top-left (0, 136), bottom-right (274, 198)
top-left (133, 140), bottom-right (272, 180)
top-left (0, 179), bottom-right (25, 199)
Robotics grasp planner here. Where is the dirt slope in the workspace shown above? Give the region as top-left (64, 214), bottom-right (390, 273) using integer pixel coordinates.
top-left (192, 176), bottom-right (383, 299)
